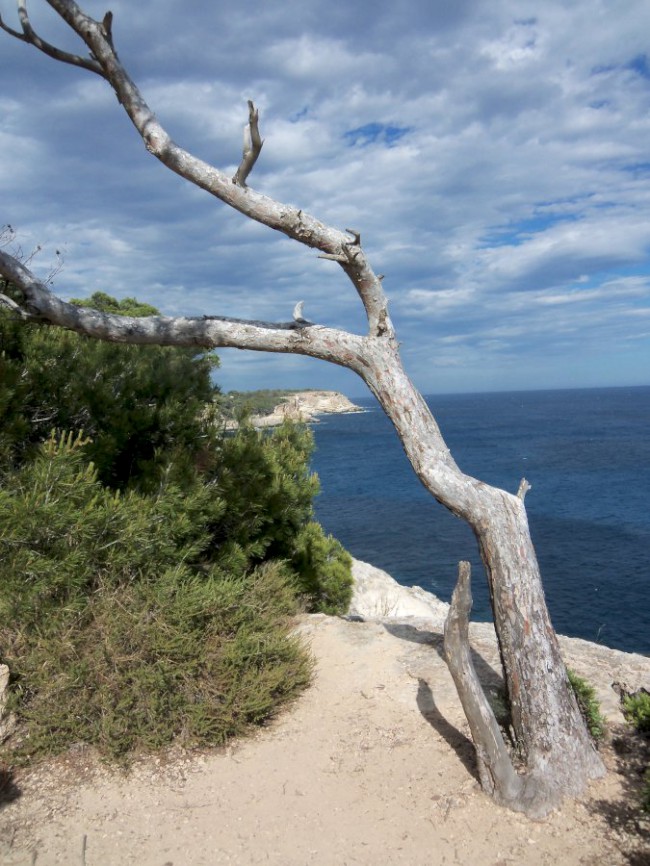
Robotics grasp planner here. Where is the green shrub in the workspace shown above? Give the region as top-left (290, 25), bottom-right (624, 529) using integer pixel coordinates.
top-left (621, 690), bottom-right (650, 813)
top-left (567, 669), bottom-right (605, 742)
top-left (6, 563), bottom-right (311, 762)
top-left (0, 432), bottom-right (217, 628)
top-left (0, 292), bottom-right (352, 764)
top-left (0, 433), bottom-right (311, 763)
top-left (622, 691), bottom-right (650, 735)
top-left (208, 420), bottom-right (317, 562)
top-left (0, 293), bottom-right (353, 613)
top-left (206, 421), bottom-right (352, 614)
top-left (291, 522), bottom-right (353, 614)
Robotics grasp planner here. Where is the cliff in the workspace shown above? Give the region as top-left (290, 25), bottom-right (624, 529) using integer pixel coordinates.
top-left (226, 390), bottom-right (363, 428)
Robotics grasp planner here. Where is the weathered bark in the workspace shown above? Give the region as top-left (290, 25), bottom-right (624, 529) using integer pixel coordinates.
top-left (0, 0), bottom-right (606, 817)
top-left (444, 561), bottom-right (603, 817)
top-left (444, 562), bottom-right (525, 805)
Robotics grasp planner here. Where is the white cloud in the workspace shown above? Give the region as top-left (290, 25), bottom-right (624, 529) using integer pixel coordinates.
top-left (265, 35), bottom-right (385, 81)
top-left (480, 19), bottom-right (544, 70)
top-left (1, 0), bottom-right (649, 393)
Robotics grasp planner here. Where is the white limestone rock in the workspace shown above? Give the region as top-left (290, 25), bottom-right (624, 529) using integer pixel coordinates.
top-left (225, 390), bottom-right (363, 429)
top-left (259, 391), bottom-right (362, 426)
top-left (349, 558), bottom-right (450, 624)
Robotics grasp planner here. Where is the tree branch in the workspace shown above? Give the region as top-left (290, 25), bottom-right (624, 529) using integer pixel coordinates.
top-left (0, 0), bottom-right (104, 75)
top-left (516, 478), bottom-right (531, 501)
top-left (0, 249), bottom-right (368, 369)
top-left (2, 0), bottom-right (393, 339)
top-left (232, 100), bottom-right (264, 188)
top-left (0, 291), bottom-right (33, 320)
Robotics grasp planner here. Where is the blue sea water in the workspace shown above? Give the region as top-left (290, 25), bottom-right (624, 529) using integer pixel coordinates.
top-left (310, 386), bottom-right (650, 656)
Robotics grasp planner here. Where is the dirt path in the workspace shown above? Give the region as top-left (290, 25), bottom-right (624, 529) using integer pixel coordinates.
top-left (1, 612), bottom-right (648, 866)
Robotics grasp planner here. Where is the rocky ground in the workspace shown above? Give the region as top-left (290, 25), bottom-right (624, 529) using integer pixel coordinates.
top-left (1, 560), bottom-right (648, 865)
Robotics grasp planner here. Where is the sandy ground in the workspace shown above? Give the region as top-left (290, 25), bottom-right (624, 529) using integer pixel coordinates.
top-left (1, 611), bottom-right (649, 866)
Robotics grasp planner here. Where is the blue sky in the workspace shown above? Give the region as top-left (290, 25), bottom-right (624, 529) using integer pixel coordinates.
top-left (1, 0), bottom-right (650, 397)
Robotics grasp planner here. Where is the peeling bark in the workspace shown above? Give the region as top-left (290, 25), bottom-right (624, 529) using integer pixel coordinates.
top-left (0, 0), bottom-right (606, 817)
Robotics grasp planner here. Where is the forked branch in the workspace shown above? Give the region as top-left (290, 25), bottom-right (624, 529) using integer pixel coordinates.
top-left (0, 0), bottom-right (103, 74)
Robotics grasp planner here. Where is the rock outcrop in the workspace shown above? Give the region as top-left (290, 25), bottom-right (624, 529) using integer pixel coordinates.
top-left (230, 390), bottom-right (363, 428)
top-left (349, 558), bottom-right (650, 726)
top-left (350, 558), bottom-right (450, 621)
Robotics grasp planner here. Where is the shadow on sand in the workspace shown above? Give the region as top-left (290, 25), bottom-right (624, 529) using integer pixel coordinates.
top-left (0, 764), bottom-right (21, 810)
top-left (587, 727), bottom-right (650, 865)
top-left (382, 621), bottom-right (510, 783)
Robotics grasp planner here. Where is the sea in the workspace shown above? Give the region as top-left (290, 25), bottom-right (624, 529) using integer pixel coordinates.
top-left (309, 386), bottom-right (650, 656)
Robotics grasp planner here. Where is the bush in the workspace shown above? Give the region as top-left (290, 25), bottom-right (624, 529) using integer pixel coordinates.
top-left (621, 690), bottom-right (650, 813)
top-left (0, 293), bottom-right (352, 764)
top-left (207, 420), bottom-right (317, 564)
top-left (205, 420), bottom-right (352, 615)
top-left (0, 293), bottom-right (353, 613)
top-left (623, 691), bottom-right (650, 735)
top-left (0, 432), bottom-right (217, 627)
top-left (6, 564), bottom-right (311, 762)
top-left (0, 433), bottom-right (311, 762)
top-left (567, 669), bottom-right (605, 742)
top-left (292, 522), bottom-right (353, 614)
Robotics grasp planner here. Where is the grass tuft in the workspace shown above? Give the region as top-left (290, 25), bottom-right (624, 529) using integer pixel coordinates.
top-left (622, 691), bottom-right (650, 736)
top-left (567, 669), bottom-right (606, 742)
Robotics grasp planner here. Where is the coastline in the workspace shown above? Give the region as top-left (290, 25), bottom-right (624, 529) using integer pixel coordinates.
top-left (224, 389), bottom-right (363, 429)
top-left (309, 388), bottom-right (650, 656)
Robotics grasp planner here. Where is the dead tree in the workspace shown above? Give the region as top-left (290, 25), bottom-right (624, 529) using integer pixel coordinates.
top-left (0, 0), bottom-right (605, 817)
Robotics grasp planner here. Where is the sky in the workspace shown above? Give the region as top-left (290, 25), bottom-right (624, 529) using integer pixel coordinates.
top-left (1, 0), bottom-right (650, 397)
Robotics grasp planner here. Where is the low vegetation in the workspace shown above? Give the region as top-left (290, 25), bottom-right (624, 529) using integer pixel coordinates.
top-left (567, 669), bottom-right (606, 743)
top-left (0, 291), bottom-right (352, 764)
top-left (623, 691), bottom-right (650, 736)
top-left (622, 690), bottom-right (650, 812)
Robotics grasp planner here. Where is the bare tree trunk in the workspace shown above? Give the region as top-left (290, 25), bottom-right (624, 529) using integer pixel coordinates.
top-left (0, 0), bottom-right (606, 818)
top-left (444, 562), bottom-right (525, 804)
top-left (354, 342), bottom-right (604, 816)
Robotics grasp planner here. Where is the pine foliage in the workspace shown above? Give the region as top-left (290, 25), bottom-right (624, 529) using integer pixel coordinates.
top-left (0, 293), bottom-right (352, 764)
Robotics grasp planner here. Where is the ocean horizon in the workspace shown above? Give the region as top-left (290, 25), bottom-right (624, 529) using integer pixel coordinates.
top-left (310, 384), bottom-right (650, 656)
